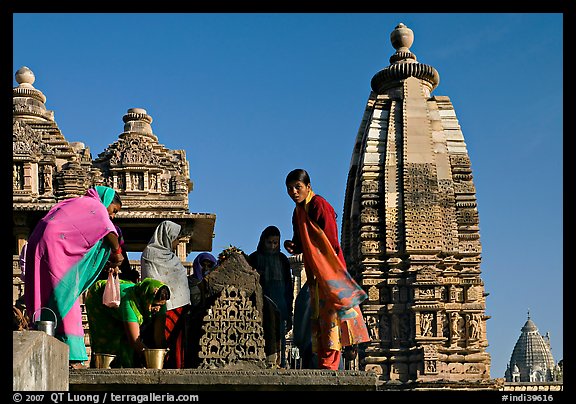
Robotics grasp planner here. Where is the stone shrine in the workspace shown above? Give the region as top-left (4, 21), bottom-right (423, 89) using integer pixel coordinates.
top-left (505, 313), bottom-right (561, 382)
top-left (341, 23), bottom-right (490, 383)
top-left (12, 65), bottom-right (216, 300)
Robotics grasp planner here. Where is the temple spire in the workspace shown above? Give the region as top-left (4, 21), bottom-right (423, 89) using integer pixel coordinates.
top-left (13, 66), bottom-right (55, 122)
top-left (370, 22), bottom-right (440, 94)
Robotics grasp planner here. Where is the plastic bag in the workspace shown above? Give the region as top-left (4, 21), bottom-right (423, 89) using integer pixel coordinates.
top-left (103, 270), bottom-right (121, 308)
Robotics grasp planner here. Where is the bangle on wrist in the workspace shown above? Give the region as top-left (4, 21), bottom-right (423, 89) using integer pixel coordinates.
top-left (115, 246), bottom-right (122, 255)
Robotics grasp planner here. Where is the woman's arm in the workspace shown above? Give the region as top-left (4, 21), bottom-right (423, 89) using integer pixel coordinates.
top-left (153, 311), bottom-right (166, 348)
top-left (284, 209), bottom-right (302, 254)
top-left (104, 232), bottom-right (124, 267)
top-left (124, 321), bottom-right (147, 352)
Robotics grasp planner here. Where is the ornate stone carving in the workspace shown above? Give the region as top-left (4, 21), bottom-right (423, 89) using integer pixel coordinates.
top-left (13, 121), bottom-right (52, 156)
top-left (198, 286), bottom-right (266, 369)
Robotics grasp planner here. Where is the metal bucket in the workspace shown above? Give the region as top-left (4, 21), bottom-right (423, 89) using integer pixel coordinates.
top-left (93, 353), bottom-right (116, 369)
top-left (33, 307), bottom-right (57, 337)
top-left (143, 348), bottom-right (169, 369)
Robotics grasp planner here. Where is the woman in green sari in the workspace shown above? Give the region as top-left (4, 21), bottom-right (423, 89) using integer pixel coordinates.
top-left (85, 278), bottom-right (170, 368)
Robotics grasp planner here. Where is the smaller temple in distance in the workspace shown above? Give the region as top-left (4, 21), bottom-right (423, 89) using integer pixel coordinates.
top-left (505, 313), bottom-right (562, 382)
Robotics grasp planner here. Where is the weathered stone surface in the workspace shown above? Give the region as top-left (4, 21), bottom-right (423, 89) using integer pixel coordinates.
top-left (68, 368), bottom-right (379, 391)
top-left (13, 331), bottom-right (69, 391)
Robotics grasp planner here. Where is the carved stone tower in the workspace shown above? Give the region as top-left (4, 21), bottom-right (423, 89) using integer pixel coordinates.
top-left (341, 23), bottom-right (490, 383)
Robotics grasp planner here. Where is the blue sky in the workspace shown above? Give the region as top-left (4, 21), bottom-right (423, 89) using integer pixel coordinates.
top-left (12, 13), bottom-right (563, 379)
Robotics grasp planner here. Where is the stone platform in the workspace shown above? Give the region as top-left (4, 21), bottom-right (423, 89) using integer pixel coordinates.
top-left (69, 368), bottom-right (379, 391)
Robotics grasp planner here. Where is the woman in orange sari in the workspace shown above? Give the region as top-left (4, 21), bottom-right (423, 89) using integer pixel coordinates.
top-left (283, 169), bottom-right (370, 369)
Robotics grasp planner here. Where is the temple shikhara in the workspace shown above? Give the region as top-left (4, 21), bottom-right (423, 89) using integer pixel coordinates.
top-left (12, 22), bottom-right (562, 391)
top-left (340, 23), bottom-right (490, 382)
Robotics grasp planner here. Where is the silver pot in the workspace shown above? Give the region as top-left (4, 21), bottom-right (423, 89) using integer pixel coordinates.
top-left (32, 307), bottom-right (57, 337)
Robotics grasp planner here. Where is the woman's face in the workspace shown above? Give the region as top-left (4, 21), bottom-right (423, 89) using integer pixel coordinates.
top-left (149, 299), bottom-right (166, 314)
top-left (107, 202), bottom-right (121, 219)
top-left (264, 235), bottom-right (280, 253)
top-left (201, 259), bottom-right (214, 276)
top-left (286, 180), bottom-right (311, 204)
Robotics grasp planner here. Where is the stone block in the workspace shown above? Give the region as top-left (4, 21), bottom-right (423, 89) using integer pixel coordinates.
top-left (13, 331), bottom-right (69, 391)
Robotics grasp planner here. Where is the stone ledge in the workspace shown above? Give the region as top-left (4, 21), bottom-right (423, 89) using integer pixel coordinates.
top-left (69, 368), bottom-right (379, 391)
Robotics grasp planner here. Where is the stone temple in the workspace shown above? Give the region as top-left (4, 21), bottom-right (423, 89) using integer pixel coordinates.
top-left (13, 22), bottom-right (562, 392)
top-left (340, 23), bottom-right (490, 383)
top-left (12, 65), bottom-right (216, 281)
top-left (505, 312), bottom-right (561, 382)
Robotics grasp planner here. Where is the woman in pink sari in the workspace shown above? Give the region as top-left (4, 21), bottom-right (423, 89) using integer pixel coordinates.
top-left (24, 185), bottom-right (124, 368)
top-left (284, 169), bottom-right (370, 369)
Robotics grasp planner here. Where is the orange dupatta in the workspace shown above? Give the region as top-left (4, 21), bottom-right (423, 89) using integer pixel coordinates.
top-left (295, 191), bottom-right (370, 348)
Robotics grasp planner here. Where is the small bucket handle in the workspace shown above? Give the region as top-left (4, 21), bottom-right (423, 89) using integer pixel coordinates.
top-left (32, 307), bottom-right (57, 329)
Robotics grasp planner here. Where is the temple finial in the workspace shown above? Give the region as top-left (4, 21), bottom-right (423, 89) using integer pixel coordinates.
top-left (15, 66), bottom-right (35, 86)
top-left (389, 23), bottom-right (416, 64)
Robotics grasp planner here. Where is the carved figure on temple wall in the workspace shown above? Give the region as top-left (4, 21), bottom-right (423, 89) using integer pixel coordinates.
top-left (161, 177), bottom-right (168, 192)
top-left (450, 312), bottom-right (460, 341)
top-left (421, 312), bottom-right (433, 337)
top-left (392, 314), bottom-right (401, 340)
top-left (426, 360), bottom-right (436, 373)
top-left (367, 315), bottom-right (379, 340)
top-left (149, 174), bottom-right (157, 191)
top-left (130, 173), bottom-right (141, 190)
top-left (13, 165), bottom-right (20, 189)
top-left (467, 313), bottom-right (481, 340)
top-left (392, 285), bottom-right (399, 303)
top-left (43, 167), bottom-right (52, 193)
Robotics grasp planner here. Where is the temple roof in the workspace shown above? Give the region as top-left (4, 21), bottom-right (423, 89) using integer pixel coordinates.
top-left (508, 312), bottom-right (556, 381)
top-left (13, 66), bottom-right (216, 254)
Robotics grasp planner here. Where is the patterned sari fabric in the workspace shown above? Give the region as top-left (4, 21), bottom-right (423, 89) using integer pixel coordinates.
top-left (164, 305), bottom-right (188, 369)
top-left (85, 278), bottom-right (166, 368)
top-left (24, 186), bottom-right (117, 361)
top-left (294, 191), bottom-right (371, 359)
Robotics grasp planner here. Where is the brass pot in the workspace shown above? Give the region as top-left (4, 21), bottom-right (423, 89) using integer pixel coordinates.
top-left (143, 348), bottom-right (169, 369)
top-left (93, 353), bottom-right (116, 369)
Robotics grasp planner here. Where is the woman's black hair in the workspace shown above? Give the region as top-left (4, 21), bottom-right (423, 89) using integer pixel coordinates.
top-left (257, 225), bottom-right (281, 252)
top-left (155, 285), bottom-right (171, 301)
top-left (285, 168), bottom-right (310, 185)
top-left (261, 225), bottom-right (280, 239)
top-left (112, 192), bottom-right (122, 207)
